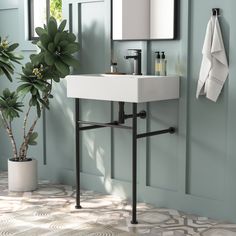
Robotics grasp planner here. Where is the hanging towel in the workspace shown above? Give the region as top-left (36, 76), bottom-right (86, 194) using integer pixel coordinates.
top-left (196, 16), bottom-right (229, 102)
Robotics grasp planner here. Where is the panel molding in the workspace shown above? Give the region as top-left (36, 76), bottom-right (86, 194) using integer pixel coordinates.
top-left (180, 0), bottom-right (191, 196)
top-left (18, 0), bottom-right (37, 51)
top-left (0, 0), bottom-right (18, 10)
top-left (61, 0), bottom-right (236, 223)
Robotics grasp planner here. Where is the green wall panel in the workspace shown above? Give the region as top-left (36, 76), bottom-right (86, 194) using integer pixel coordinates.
top-left (1, 0), bottom-right (236, 223)
top-left (80, 100), bottom-right (111, 177)
top-left (187, 0), bottom-right (230, 201)
top-left (0, 0), bottom-right (18, 10)
top-left (0, 9), bottom-right (19, 40)
top-left (148, 100), bottom-right (179, 191)
top-left (78, 1), bottom-right (107, 74)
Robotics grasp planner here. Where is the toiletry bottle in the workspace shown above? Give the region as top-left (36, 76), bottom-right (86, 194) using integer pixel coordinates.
top-left (110, 62), bottom-right (118, 73)
top-left (160, 52), bottom-right (167, 76)
top-left (155, 51), bottom-right (161, 75)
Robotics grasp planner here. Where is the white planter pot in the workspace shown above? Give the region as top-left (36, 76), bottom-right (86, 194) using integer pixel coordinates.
top-left (8, 158), bottom-right (38, 192)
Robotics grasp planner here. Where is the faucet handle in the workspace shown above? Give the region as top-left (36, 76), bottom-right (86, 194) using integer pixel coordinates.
top-left (128, 49), bottom-right (141, 54)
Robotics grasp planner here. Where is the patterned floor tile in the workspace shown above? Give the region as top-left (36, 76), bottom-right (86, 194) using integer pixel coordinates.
top-left (0, 171), bottom-right (236, 235)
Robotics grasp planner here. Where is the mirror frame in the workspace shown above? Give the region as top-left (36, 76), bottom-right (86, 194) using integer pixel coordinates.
top-left (112, 0), bottom-right (179, 41)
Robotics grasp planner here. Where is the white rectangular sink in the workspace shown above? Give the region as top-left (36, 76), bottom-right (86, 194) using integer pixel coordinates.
top-left (66, 74), bottom-right (179, 103)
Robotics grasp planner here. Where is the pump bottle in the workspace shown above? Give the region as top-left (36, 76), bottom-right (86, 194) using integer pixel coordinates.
top-left (160, 52), bottom-right (167, 76)
top-left (154, 51), bottom-right (161, 75)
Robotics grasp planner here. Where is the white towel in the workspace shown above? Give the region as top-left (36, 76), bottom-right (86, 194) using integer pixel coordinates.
top-left (196, 16), bottom-right (229, 102)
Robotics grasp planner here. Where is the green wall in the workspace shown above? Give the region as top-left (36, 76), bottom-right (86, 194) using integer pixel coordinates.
top-left (1, 0), bottom-right (236, 222)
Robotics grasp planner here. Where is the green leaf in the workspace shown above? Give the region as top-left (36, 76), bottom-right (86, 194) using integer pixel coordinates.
top-left (59, 40), bottom-right (68, 47)
top-left (29, 96), bottom-right (37, 106)
top-left (60, 55), bottom-right (79, 68)
top-left (7, 43), bottom-right (19, 52)
top-left (54, 32), bottom-right (62, 45)
top-left (22, 63), bottom-right (33, 76)
top-left (29, 141), bottom-right (37, 145)
top-left (1, 67), bottom-right (12, 81)
top-left (17, 85), bottom-right (32, 96)
top-left (48, 17), bottom-right (57, 38)
top-left (63, 43), bottom-right (79, 54)
top-left (0, 59), bottom-right (14, 69)
top-left (44, 51), bottom-right (55, 65)
top-left (14, 105), bottom-right (23, 112)
top-left (0, 61), bottom-right (14, 74)
top-left (31, 53), bottom-right (44, 65)
top-left (10, 58), bottom-right (22, 64)
top-left (36, 41), bottom-right (46, 50)
top-left (30, 54), bottom-right (39, 65)
top-left (48, 42), bottom-right (56, 53)
top-left (3, 88), bottom-right (11, 97)
top-left (1, 51), bottom-right (9, 58)
top-left (33, 83), bottom-right (46, 91)
top-left (0, 89), bottom-right (23, 121)
top-left (67, 33), bottom-right (76, 42)
top-left (31, 87), bottom-right (38, 95)
top-left (17, 84), bottom-right (31, 93)
top-left (8, 52), bottom-right (24, 60)
top-left (0, 56), bottom-right (8, 63)
top-left (30, 132), bottom-right (38, 140)
top-left (52, 76), bottom-right (60, 82)
top-left (50, 16), bottom-right (58, 26)
top-left (40, 34), bottom-right (51, 48)
top-left (55, 60), bottom-right (70, 76)
top-left (28, 131), bottom-right (38, 145)
top-left (36, 102), bottom-right (41, 117)
top-left (35, 27), bottom-right (46, 36)
top-left (58, 19), bottom-right (67, 32)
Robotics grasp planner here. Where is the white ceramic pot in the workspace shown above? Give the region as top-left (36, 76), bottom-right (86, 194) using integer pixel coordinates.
top-left (8, 158), bottom-right (38, 192)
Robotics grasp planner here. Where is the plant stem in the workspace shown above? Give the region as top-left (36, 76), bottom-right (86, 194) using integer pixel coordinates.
top-left (23, 106), bottom-right (31, 138)
top-left (0, 110), bottom-right (18, 159)
top-left (18, 79), bottom-right (53, 160)
top-left (19, 117), bottom-right (38, 160)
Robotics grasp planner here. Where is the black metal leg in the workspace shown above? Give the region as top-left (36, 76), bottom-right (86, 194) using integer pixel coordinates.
top-left (74, 100), bottom-right (175, 220)
top-left (75, 99), bottom-right (82, 209)
top-left (131, 103), bottom-right (138, 224)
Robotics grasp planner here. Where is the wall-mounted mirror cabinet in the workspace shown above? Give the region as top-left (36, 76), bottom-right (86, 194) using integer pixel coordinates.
top-left (112, 0), bottom-right (177, 40)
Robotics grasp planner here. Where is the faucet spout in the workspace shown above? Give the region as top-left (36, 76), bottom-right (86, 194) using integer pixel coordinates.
top-left (125, 49), bottom-right (142, 75)
top-left (124, 55), bottom-right (138, 60)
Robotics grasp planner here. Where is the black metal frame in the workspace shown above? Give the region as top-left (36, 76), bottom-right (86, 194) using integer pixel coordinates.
top-left (75, 99), bottom-right (176, 224)
top-left (28, 0), bottom-right (50, 40)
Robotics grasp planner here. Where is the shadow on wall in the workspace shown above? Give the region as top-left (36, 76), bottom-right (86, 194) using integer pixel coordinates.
top-left (45, 17), bottom-right (126, 196)
top-left (79, 102), bottom-right (128, 198)
top-left (79, 21), bottom-right (106, 74)
top-left (44, 79), bottom-right (76, 180)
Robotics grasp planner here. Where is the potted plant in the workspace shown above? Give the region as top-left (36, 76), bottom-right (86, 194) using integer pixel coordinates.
top-left (0, 17), bottom-right (79, 191)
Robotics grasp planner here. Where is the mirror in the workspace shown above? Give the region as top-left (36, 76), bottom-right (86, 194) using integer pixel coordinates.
top-left (112, 0), bottom-right (177, 40)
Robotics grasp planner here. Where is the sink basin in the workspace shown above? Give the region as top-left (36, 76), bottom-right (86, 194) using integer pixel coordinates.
top-left (66, 74), bottom-right (179, 103)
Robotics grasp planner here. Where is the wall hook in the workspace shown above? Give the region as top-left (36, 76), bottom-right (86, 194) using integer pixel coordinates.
top-left (212, 8), bottom-right (220, 16)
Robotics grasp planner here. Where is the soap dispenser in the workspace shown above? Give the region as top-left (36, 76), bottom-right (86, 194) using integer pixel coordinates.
top-left (110, 61), bottom-right (118, 73)
top-left (155, 51), bottom-right (161, 75)
top-left (160, 51), bottom-right (167, 76)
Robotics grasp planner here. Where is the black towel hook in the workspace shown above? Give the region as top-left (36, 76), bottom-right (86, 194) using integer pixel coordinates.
top-left (212, 8), bottom-right (220, 16)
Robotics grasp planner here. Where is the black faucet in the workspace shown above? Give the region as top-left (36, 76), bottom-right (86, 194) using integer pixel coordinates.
top-left (124, 49), bottom-right (142, 75)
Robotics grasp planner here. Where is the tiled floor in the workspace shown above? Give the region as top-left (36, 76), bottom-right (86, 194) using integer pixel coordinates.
top-left (0, 172), bottom-right (236, 235)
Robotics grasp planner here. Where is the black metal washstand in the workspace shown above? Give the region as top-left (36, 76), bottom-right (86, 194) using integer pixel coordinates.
top-left (75, 99), bottom-right (175, 224)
